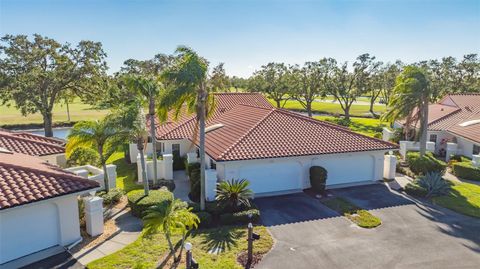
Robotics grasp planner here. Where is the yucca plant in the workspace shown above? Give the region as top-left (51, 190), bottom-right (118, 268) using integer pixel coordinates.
top-left (216, 179), bottom-right (253, 212)
top-left (417, 171), bottom-right (450, 198)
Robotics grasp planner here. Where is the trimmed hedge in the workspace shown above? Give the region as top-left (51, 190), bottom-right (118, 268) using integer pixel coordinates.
top-left (310, 166), bottom-right (327, 193)
top-left (194, 211), bottom-right (213, 228)
top-left (404, 182), bottom-right (427, 197)
top-left (219, 209), bottom-right (260, 225)
top-left (187, 163), bottom-right (201, 201)
top-left (406, 152), bottom-right (446, 175)
top-left (67, 147), bottom-right (99, 167)
top-left (97, 188), bottom-right (123, 206)
top-left (127, 188), bottom-right (173, 217)
top-left (452, 162), bottom-right (480, 181)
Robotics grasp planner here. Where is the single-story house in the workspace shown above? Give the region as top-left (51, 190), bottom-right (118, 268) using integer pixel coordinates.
top-left (138, 93), bottom-right (398, 197)
top-left (0, 149), bottom-right (99, 266)
top-left (394, 93), bottom-right (480, 158)
top-left (0, 129), bottom-right (67, 167)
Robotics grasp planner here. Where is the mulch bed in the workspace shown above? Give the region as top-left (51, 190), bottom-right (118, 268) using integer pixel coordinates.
top-left (237, 251), bottom-right (263, 269)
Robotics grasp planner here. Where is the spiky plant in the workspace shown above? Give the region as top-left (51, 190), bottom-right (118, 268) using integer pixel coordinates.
top-left (216, 179), bottom-right (253, 212)
top-left (417, 171), bottom-right (450, 198)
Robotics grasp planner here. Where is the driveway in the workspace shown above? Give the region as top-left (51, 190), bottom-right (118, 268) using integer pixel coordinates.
top-left (255, 184), bottom-right (480, 269)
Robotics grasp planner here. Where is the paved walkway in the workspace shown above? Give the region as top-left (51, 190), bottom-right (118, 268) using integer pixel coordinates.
top-left (71, 209), bottom-right (142, 265)
top-left (173, 170), bottom-right (191, 201)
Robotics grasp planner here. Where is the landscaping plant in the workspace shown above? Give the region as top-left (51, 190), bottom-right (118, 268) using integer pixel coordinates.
top-left (216, 178), bottom-right (253, 212)
top-left (417, 171), bottom-right (450, 198)
top-left (66, 146), bottom-right (100, 167)
top-left (309, 166), bottom-right (328, 193)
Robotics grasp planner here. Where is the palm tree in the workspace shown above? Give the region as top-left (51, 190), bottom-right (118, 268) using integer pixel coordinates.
top-left (216, 179), bottom-right (253, 212)
top-left (125, 76), bottom-right (163, 186)
top-left (382, 66), bottom-right (430, 156)
top-left (158, 46), bottom-right (213, 211)
top-left (66, 118), bottom-right (125, 192)
top-left (143, 199), bottom-right (199, 263)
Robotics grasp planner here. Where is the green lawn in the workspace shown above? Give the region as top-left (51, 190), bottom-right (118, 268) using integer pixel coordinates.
top-left (0, 99), bottom-right (109, 126)
top-left (107, 151), bottom-right (141, 193)
top-left (88, 225), bottom-right (273, 269)
top-left (432, 181), bottom-right (480, 218)
top-left (314, 115), bottom-right (387, 137)
top-left (322, 197), bottom-right (382, 228)
top-left (271, 99), bottom-right (387, 117)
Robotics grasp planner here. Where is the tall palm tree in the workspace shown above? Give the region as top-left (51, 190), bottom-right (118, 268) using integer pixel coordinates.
top-left (125, 76), bottom-right (163, 186)
top-left (382, 66), bottom-right (430, 156)
top-left (66, 118), bottom-right (125, 192)
top-left (143, 199), bottom-right (199, 263)
top-left (158, 46), bottom-right (213, 210)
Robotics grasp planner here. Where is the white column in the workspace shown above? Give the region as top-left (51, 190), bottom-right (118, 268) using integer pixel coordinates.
top-left (163, 154), bottom-right (173, 180)
top-left (446, 143), bottom-right (458, 162)
top-left (106, 164), bottom-right (117, 190)
top-left (426, 141), bottom-right (435, 152)
top-left (383, 155), bottom-right (397, 180)
top-left (472, 155), bottom-right (480, 168)
top-left (205, 169), bottom-right (217, 201)
top-left (84, 196), bottom-right (104, 237)
top-left (399, 141), bottom-right (408, 159)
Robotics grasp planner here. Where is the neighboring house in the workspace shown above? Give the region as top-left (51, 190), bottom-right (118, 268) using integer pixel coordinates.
top-left (0, 129), bottom-right (67, 167)
top-left (395, 94), bottom-right (480, 158)
top-left (136, 93), bottom-right (398, 197)
top-left (0, 149), bottom-right (99, 266)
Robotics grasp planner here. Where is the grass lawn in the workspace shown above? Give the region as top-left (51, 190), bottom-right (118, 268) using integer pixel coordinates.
top-left (432, 181), bottom-right (480, 218)
top-left (88, 225), bottom-right (273, 269)
top-left (271, 99), bottom-right (386, 117)
top-left (322, 197), bottom-right (381, 228)
top-left (0, 98), bottom-right (109, 126)
top-left (107, 150), bottom-right (142, 193)
top-left (314, 115), bottom-right (387, 137)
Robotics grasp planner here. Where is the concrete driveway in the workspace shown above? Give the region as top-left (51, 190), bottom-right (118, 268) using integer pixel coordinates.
top-left (255, 184), bottom-right (480, 269)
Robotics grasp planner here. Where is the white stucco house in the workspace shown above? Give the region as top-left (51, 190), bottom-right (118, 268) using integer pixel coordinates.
top-left (136, 93), bottom-right (398, 197)
top-left (0, 150), bottom-right (99, 266)
top-left (0, 129), bottom-right (67, 167)
top-left (393, 93), bottom-right (480, 159)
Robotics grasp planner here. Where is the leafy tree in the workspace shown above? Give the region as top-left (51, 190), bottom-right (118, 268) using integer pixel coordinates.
top-left (250, 62), bottom-right (291, 107)
top-left (370, 61), bottom-right (403, 115)
top-left (209, 63), bottom-right (230, 92)
top-left (66, 117), bottom-right (125, 192)
top-left (216, 178), bottom-right (253, 212)
top-left (120, 53), bottom-right (174, 76)
top-left (158, 46), bottom-right (212, 211)
top-left (382, 66), bottom-right (430, 156)
top-left (143, 199), bottom-right (199, 263)
top-left (229, 76), bottom-right (249, 92)
top-left (0, 34), bottom-right (108, 137)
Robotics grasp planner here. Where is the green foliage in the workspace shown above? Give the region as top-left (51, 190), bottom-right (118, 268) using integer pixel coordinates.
top-left (404, 182), bottom-right (428, 197)
top-left (173, 154), bottom-right (186, 170)
top-left (127, 188), bottom-right (173, 217)
top-left (194, 211), bottom-right (213, 228)
top-left (417, 172), bottom-right (450, 198)
top-left (187, 162), bottom-right (201, 201)
top-left (97, 188), bottom-right (124, 206)
top-left (432, 182), bottom-right (480, 218)
top-left (326, 117), bottom-right (351, 127)
top-left (216, 179), bottom-right (253, 212)
top-left (406, 151), bottom-right (447, 175)
top-left (66, 146), bottom-right (100, 167)
top-left (309, 166), bottom-right (328, 193)
top-left (219, 209), bottom-right (260, 225)
top-left (452, 162), bottom-right (480, 181)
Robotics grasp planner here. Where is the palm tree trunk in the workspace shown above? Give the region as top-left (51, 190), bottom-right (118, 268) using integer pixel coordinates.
top-left (199, 90), bottom-right (207, 211)
top-left (150, 98), bottom-right (158, 186)
top-left (166, 233), bottom-right (176, 260)
top-left (176, 231), bottom-right (186, 262)
top-left (98, 146), bottom-right (110, 192)
top-left (419, 97), bottom-right (429, 157)
top-left (138, 140), bottom-right (149, 196)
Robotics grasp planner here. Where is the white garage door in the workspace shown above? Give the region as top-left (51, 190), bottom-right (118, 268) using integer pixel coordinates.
top-left (313, 154), bottom-right (375, 186)
top-left (0, 202), bottom-right (60, 264)
top-left (238, 162), bottom-right (302, 195)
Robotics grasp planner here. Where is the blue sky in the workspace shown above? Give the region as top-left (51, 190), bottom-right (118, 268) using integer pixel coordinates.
top-left (1, 0), bottom-right (479, 77)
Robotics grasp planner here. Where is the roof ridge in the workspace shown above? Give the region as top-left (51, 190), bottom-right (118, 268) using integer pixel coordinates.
top-left (217, 107), bottom-right (275, 160)
top-left (0, 131), bottom-right (65, 151)
top-left (428, 107), bottom-right (462, 127)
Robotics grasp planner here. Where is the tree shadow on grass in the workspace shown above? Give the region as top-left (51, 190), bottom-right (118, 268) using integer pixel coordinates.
top-left (195, 227), bottom-right (246, 253)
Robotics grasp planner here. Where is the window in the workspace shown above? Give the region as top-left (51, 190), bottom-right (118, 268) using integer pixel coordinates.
top-left (473, 145), bottom-right (480, 155)
top-left (429, 134), bottom-right (437, 143)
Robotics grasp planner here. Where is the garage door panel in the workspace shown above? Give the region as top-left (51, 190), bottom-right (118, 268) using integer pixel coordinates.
top-left (238, 162), bottom-right (302, 194)
top-left (313, 155), bottom-right (374, 185)
top-left (0, 202), bottom-right (60, 264)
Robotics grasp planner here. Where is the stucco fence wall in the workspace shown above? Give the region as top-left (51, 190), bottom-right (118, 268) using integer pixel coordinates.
top-left (129, 139), bottom-right (194, 163)
top-left (39, 153), bottom-right (67, 168)
top-left (65, 164), bottom-right (117, 191)
top-left (0, 195), bottom-right (82, 264)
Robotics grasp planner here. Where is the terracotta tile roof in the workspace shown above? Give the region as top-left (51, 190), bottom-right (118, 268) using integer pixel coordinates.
top-left (148, 93), bottom-right (273, 140)
top-left (0, 151), bottom-right (99, 210)
top-left (0, 130), bottom-right (65, 156)
top-left (198, 105), bottom-right (398, 161)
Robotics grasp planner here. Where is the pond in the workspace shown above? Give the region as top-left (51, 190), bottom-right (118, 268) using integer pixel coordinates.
top-left (27, 127), bottom-right (72, 140)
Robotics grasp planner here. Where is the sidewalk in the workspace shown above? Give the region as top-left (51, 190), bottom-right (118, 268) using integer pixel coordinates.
top-left (71, 209), bottom-right (142, 265)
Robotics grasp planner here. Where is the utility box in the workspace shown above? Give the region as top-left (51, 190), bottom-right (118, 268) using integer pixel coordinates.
top-left (383, 154), bottom-right (397, 180)
top-left (84, 196), bottom-right (104, 237)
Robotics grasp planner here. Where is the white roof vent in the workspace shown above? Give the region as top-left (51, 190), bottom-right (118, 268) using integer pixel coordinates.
top-left (205, 123), bottom-right (224, 133)
top-left (459, 119), bottom-right (480, 127)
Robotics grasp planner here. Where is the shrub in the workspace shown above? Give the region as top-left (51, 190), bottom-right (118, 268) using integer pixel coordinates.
top-left (417, 172), bottom-right (450, 198)
top-left (187, 163), bottom-right (201, 201)
top-left (309, 166), bottom-right (327, 193)
top-left (149, 180), bottom-right (175, 191)
top-left (194, 211), bottom-right (213, 228)
top-left (67, 147), bottom-right (99, 167)
top-left (452, 162), bottom-right (480, 181)
top-left (127, 188), bottom-right (173, 217)
top-left (216, 179), bottom-right (253, 212)
top-left (373, 132), bottom-right (382, 139)
top-left (325, 117), bottom-right (351, 127)
top-left (406, 152), bottom-right (446, 175)
top-left (173, 155), bottom-right (186, 170)
top-left (219, 209), bottom-right (260, 225)
top-left (404, 182), bottom-right (427, 197)
top-left (97, 188), bottom-right (123, 206)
